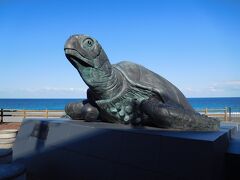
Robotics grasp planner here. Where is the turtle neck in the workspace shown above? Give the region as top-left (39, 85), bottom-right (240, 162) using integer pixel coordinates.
top-left (89, 67), bottom-right (124, 100)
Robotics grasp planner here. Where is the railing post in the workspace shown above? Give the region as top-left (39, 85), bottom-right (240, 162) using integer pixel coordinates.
top-left (224, 107), bottom-right (228, 121)
top-left (205, 108), bottom-right (208, 115)
top-left (46, 109), bottom-right (48, 118)
top-left (228, 107), bottom-right (231, 121)
top-left (0, 108), bottom-right (3, 123)
top-left (23, 110), bottom-right (26, 118)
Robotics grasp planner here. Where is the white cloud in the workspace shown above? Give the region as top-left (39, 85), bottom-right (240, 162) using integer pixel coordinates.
top-left (211, 80), bottom-right (240, 91)
top-left (182, 80), bottom-right (240, 97)
top-left (0, 86), bottom-right (88, 98)
top-left (224, 80), bottom-right (240, 85)
top-left (1, 80), bottom-right (240, 98)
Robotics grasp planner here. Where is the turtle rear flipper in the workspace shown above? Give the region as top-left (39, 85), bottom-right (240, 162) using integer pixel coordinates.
top-left (139, 97), bottom-right (220, 131)
top-left (65, 100), bottom-right (99, 122)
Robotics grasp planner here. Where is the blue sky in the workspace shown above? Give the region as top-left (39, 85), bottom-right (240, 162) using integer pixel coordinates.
top-left (0, 0), bottom-right (239, 98)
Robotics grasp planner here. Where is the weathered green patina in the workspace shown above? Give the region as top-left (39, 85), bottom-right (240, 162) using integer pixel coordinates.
top-left (64, 34), bottom-right (220, 131)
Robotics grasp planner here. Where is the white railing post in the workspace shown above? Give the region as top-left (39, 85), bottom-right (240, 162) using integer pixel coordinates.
top-left (23, 110), bottom-right (26, 118)
top-left (224, 107), bottom-right (228, 121)
top-left (205, 108), bottom-right (208, 115)
top-left (46, 109), bottom-right (49, 118)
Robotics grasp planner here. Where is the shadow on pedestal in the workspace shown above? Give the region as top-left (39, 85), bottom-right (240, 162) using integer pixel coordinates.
top-left (12, 118), bottom-right (231, 180)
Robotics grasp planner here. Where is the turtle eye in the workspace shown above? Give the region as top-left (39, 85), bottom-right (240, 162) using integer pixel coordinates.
top-left (83, 38), bottom-right (94, 49)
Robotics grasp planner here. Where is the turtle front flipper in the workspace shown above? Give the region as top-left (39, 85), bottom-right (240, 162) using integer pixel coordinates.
top-left (139, 97), bottom-right (220, 131)
top-left (65, 100), bottom-right (99, 122)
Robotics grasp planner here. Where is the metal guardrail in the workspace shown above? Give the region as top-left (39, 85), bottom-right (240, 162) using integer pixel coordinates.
top-left (0, 109), bottom-right (65, 123)
top-left (197, 107), bottom-right (230, 121)
top-left (197, 107), bottom-right (240, 121)
top-left (0, 107), bottom-right (239, 123)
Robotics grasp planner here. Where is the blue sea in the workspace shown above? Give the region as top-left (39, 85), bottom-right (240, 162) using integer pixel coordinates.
top-left (0, 98), bottom-right (239, 112)
top-left (188, 97), bottom-right (240, 112)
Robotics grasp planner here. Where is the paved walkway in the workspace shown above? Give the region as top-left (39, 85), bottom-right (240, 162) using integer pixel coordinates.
top-left (2, 116), bottom-right (65, 123)
top-left (1, 117), bottom-right (23, 123)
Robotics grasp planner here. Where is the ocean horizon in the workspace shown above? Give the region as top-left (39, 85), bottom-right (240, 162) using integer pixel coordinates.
top-left (0, 97), bottom-right (240, 112)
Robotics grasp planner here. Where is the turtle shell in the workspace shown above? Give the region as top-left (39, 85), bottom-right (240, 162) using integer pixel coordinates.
top-left (114, 61), bottom-right (194, 111)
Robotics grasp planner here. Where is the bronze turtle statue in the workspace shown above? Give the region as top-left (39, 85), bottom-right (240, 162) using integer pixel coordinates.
top-left (64, 34), bottom-right (219, 131)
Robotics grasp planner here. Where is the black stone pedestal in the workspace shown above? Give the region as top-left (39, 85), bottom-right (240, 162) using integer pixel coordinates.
top-left (0, 148), bottom-right (12, 163)
top-left (225, 131), bottom-right (240, 180)
top-left (0, 162), bottom-right (26, 180)
top-left (13, 119), bottom-right (230, 180)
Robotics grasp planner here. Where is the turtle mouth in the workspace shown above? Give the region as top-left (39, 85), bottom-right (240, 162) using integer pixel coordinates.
top-left (64, 48), bottom-right (94, 68)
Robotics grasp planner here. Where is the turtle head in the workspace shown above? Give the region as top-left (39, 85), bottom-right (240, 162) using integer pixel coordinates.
top-left (64, 34), bottom-right (112, 87)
